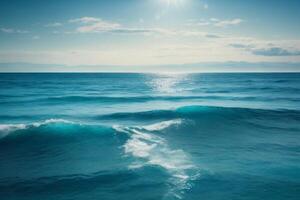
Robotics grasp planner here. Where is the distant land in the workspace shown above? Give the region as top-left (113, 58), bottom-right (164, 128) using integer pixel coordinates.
top-left (1, 61), bottom-right (300, 73)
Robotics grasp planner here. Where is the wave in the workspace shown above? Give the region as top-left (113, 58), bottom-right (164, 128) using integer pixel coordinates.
top-left (1, 105), bottom-right (299, 199)
top-left (2, 94), bottom-right (300, 105)
top-left (0, 124), bottom-right (27, 138)
top-left (0, 119), bottom-right (75, 139)
top-left (0, 118), bottom-right (198, 199)
top-left (1, 106), bottom-right (300, 139)
top-left (0, 166), bottom-right (175, 200)
top-left (97, 105), bottom-right (300, 122)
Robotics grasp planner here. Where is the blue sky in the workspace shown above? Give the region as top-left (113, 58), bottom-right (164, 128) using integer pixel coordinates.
top-left (0, 0), bottom-right (300, 72)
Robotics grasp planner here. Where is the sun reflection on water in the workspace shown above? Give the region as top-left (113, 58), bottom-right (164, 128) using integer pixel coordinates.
top-left (148, 73), bottom-right (188, 94)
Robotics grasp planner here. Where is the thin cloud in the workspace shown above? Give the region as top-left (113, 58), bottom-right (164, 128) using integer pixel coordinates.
top-left (229, 43), bottom-right (254, 49)
top-left (214, 18), bottom-right (243, 27)
top-left (205, 34), bottom-right (221, 38)
top-left (252, 47), bottom-right (300, 56)
top-left (69, 17), bottom-right (102, 24)
top-left (76, 21), bottom-right (121, 33)
top-left (188, 18), bottom-right (243, 28)
top-left (69, 17), bottom-right (167, 35)
top-left (45, 22), bottom-right (63, 27)
top-left (229, 43), bottom-right (300, 56)
top-left (1, 28), bottom-right (14, 33)
top-left (32, 35), bottom-right (40, 40)
top-left (69, 16), bottom-right (222, 39)
top-left (69, 17), bottom-right (121, 33)
top-left (1, 28), bottom-right (29, 34)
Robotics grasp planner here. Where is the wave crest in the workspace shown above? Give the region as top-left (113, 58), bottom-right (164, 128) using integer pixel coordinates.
top-left (115, 120), bottom-right (199, 199)
top-left (0, 119), bottom-right (75, 139)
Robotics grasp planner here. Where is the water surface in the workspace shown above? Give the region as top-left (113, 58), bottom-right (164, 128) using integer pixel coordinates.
top-left (0, 73), bottom-right (299, 200)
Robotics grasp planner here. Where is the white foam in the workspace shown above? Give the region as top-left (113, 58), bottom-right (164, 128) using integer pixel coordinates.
top-left (32, 118), bottom-right (73, 127)
top-left (112, 125), bottom-right (128, 133)
top-left (124, 137), bottom-right (157, 158)
top-left (142, 119), bottom-right (182, 131)
top-left (0, 124), bottom-right (27, 138)
top-left (121, 120), bottom-right (199, 199)
top-left (0, 119), bottom-right (74, 139)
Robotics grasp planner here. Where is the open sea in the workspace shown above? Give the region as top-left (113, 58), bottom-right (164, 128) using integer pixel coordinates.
top-left (0, 73), bottom-right (299, 200)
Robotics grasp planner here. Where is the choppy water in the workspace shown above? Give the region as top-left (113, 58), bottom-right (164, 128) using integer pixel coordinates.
top-left (0, 73), bottom-right (300, 200)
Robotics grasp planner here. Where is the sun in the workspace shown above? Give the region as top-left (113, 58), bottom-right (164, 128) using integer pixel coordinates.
top-left (161, 0), bottom-right (185, 6)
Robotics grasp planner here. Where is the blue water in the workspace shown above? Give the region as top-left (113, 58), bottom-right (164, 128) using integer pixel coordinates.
top-left (0, 73), bottom-right (299, 200)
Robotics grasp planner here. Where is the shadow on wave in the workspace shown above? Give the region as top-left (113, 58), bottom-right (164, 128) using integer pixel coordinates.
top-left (0, 167), bottom-right (170, 200)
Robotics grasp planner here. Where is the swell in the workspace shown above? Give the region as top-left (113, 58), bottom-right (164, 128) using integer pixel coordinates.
top-left (2, 105), bottom-right (298, 138)
top-left (1, 106), bottom-right (300, 140)
top-left (0, 119), bottom-right (120, 144)
top-left (0, 167), bottom-right (170, 199)
top-left (2, 94), bottom-right (300, 105)
top-left (97, 105), bottom-right (300, 122)
top-left (0, 118), bottom-right (197, 199)
top-left (1, 106), bottom-right (299, 199)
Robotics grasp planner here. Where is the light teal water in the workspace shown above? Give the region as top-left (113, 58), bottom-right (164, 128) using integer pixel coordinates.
top-left (0, 73), bottom-right (300, 200)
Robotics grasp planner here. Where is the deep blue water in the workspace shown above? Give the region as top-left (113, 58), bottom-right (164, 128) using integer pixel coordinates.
top-left (0, 73), bottom-right (300, 200)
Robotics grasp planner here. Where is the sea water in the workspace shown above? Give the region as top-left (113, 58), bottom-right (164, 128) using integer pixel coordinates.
top-left (0, 73), bottom-right (299, 200)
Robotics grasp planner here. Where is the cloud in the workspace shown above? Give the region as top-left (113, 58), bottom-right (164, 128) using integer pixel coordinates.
top-left (1, 28), bottom-right (29, 34)
top-left (69, 17), bottom-right (122, 33)
top-left (188, 18), bottom-right (243, 28)
top-left (214, 18), bottom-right (243, 27)
top-left (195, 21), bottom-right (211, 26)
top-left (229, 42), bottom-right (300, 57)
top-left (45, 22), bottom-right (63, 27)
top-left (68, 16), bottom-right (222, 39)
top-left (210, 18), bottom-right (219, 22)
top-left (76, 21), bottom-right (121, 33)
top-left (1, 28), bottom-right (14, 33)
top-left (32, 35), bottom-right (40, 40)
top-left (68, 16), bottom-right (184, 36)
top-left (205, 34), bottom-right (221, 38)
top-left (252, 47), bottom-right (300, 56)
top-left (69, 17), bottom-right (102, 24)
top-left (229, 43), bottom-right (253, 48)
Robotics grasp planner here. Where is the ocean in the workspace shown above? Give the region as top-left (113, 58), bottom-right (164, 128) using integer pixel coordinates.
top-left (0, 73), bottom-right (299, 200)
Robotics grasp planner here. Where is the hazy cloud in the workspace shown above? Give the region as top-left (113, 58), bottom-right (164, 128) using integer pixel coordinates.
top-left (229, 43), bottom-right (253, 48)
top-left (205, 34), bottom-right (221, 38)
top-left (188, 18), bottom-right (243, 28)
top-left (230, 43), bottom-right (300, 56)
top-left (1, 28), bottom-right (29, 34)
top-left (214, 18), bottom-right (243, 27)
top-left (32, 35), bottom-right (40, 40)
top-left (69, 16), bottom-right (220, 38)
top-left (70, 17), bottom-right (122, 33)
top-left (252, 47), bottom-right (300, 56)
top-left (69, 17), bottom-right (103, 24)
top-left (45, 22), bottom-right (63, 27)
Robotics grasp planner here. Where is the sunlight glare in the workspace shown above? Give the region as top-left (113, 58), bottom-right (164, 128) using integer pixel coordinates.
top-left (161, 0), bottom-right (185, 7)
top-left (148, 73), bottom-right (187, 94)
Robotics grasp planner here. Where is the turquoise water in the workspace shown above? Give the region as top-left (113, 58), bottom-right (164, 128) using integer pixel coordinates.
top-left (0, 73), bottom-right (300, 200)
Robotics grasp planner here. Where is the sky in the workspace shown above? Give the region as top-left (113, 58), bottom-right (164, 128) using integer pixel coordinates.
top-left (0, 0), bottom-right (300, 72)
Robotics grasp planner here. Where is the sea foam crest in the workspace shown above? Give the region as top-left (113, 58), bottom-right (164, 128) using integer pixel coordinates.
top-left (115, 120), bottom-right (199, 199)
top-left (0, 119), bottom-right (74, 139)
top-left (141, 119), bottom-right (182, 131)
top-left (0, 124), bottom-right (27, 138)
top-left (32, 119), bottom-right (74, 127)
